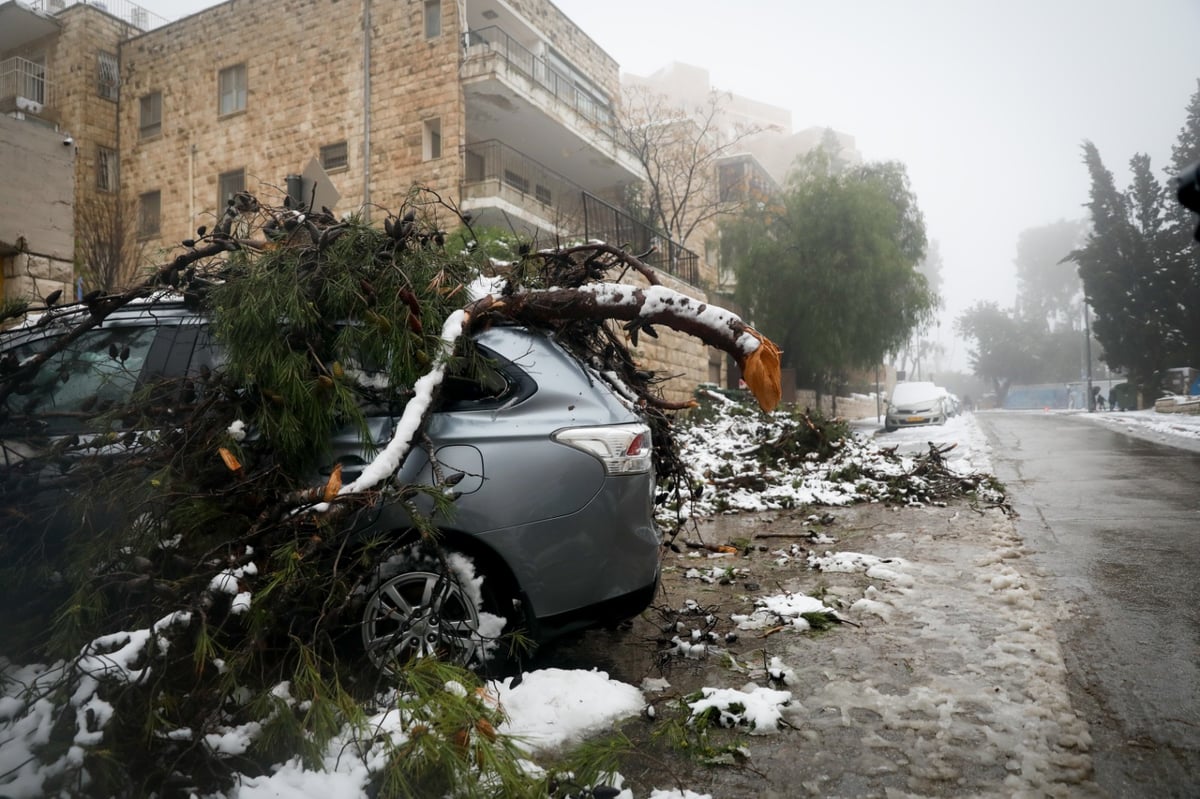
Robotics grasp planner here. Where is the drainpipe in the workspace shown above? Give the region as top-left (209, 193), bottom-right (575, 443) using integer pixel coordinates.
top-left (188, 143), bottom-right (196, 233)
top-left (362, 0), bottom-right (372, 220)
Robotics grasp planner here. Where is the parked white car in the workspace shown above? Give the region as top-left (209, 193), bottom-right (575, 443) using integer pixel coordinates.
top-left (884, 381), bottom-right (950, 432)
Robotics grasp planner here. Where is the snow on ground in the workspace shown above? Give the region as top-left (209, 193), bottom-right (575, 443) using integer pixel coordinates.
top-left (1073, 406), bottom-right (1200, 452)
top-left (0, 406), bottom-right (1105, 798)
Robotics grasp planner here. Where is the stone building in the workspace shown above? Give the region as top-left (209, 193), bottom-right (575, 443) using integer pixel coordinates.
top-left (0, 0), bottom-right (165, 303)
top-left (2, 0), bottom-right (729, 402)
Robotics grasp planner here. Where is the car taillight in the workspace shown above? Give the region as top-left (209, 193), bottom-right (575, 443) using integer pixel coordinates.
top-left (553, 423), bottom-right (653, 475)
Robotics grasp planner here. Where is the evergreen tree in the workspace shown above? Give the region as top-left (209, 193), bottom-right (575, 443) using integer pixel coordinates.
top-left (1068, 142), bottom-right (1177, 404)
top-left (1166, 79), bottom-right (1200, 363)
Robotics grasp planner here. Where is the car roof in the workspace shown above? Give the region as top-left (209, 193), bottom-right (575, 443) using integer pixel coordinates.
top-left (890, 381), bottom-right (942, 403)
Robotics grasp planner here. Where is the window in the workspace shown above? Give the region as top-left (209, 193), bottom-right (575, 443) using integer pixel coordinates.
top-left (138, 191), bottom-right (161, 238)
top-left (502, 169), bottom-right (528, 194)
top-left (534, 184), bottom-right (552, 205)
top-left (424, 0), bottom-right (441, 38)
top-left (218, 63), bottom-right (247, 116)
top-left (139, 92), bottom-right (161, 139)
top-left (97, 51), bottom-right (118, 101)
top-left (422, 118), bottom-right (442, 160)
top-left (218, 169), bottom-right (245, 210)
top-left (320, 141), bottom-right (348, 171)
top-left (0, 326), bottom-right (159, 435)
top-left (97, 146), bottom-right (117, 192)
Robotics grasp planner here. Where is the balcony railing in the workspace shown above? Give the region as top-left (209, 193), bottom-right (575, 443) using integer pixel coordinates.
top-left (23, 0), bottom-right (166, 30)
top-left (465, 26), bottom-right (614, 132)
top-left (461, 140), bottom-right (701, 287)
top-left (462, 139), bottom-right (586, 231)
top-left (0, 57), bottom-right (55, 113)
top-left (582, 193), bottom-right (700, 286)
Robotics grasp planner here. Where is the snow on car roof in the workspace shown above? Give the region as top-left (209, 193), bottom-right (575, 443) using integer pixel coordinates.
top-left (890, 381), bottom-right (943, 404)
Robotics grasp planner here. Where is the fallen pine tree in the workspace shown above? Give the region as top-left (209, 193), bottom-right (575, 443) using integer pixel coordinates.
top-left (0, 188), bottom-right (780, 797)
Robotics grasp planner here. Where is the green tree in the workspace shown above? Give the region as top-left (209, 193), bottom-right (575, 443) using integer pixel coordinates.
top-left (1165, 79), bottom-right (1200, 363)
top-left (728, 153), bottom-right (936, 396)
top-left (1068, 142), bottom-right (1178, 404)
top-left (954, 301), bottom-right (1037, 406)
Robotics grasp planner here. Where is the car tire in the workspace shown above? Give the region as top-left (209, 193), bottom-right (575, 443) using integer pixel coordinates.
top-left (359, 542), bottom-right (514, 674)
top-left (884, 424), bottom-right (897, 433)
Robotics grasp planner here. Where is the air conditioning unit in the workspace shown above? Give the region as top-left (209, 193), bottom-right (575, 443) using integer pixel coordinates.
top-left (45, 0), bottom-right (67, 12)
top-left (130, 7), bottom-right (148, 28)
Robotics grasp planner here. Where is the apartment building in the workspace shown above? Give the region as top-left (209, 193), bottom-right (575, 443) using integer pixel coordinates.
top-left (0, 0), bottom-right (165, 302)
top-left (1, 0), bottom-right (727, 398)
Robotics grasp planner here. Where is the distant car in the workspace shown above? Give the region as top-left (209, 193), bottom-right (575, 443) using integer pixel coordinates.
top-left (884, 381), bottom-right (949, 432)
top-left (941, 389), bottom-right (961, 417)
top-left (0, 298), bottom-right (661, 671)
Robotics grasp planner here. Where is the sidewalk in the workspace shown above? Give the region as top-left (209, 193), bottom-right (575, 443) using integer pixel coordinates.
top-left (547, 499), bottom-right (1104, 798)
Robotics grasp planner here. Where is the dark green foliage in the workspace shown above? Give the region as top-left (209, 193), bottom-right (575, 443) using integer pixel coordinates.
top-left (799, 610), bottom-right (839, 631)
top-left (1063, 82), bottom-right (1200, 403)
top-left (1068, 142), bottom-right (1179, 401)
top-left (725, 152), bottom-right (937, 395)
top-left (207, 217), bottom-right (479, 469)
top-left (955, 301), bottom-right (1039, 406)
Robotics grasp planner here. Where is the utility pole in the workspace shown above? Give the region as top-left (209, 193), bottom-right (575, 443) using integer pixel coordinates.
top-left (1083, 301), bottom-right (1094, 411)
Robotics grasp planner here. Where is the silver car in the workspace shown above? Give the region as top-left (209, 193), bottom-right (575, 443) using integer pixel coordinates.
top-left (0, 300), bottom-right (661, 670)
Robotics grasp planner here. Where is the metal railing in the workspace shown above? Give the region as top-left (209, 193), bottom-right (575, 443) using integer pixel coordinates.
top-left (23, 0), bottom-right (167, 30)
top-left (0, 57), bottom-right (55, 111)
top-left (464, 26), bottom-right (614, 131)
top-left (581, 193), bottom-right (700, 286)
top-left (461, 140), bottom-right (587, 230)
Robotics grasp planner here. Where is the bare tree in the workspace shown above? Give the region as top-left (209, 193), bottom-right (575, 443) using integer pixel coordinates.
top-left (75, 193), bottom-right (146, 293)
top-left (617, 86), bottom-right (769, 249)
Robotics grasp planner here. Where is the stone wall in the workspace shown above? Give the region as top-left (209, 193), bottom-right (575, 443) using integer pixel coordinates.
top-left (120, 0), bottom-right (464, 251)
top-left (0, 115), bottom-right (75, 302)
top-left (617, 269), bottom-right (728, 405)
top-left (53, 6), bottom-right (136, 217)
top-left (793, 389), bottom-right (882, 421)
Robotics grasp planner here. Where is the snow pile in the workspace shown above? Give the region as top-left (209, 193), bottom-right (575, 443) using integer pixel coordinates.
top-left (494, 668), bottom-right (645, 752)
top-left (686, 684), bottom-right (794, 734)
top-left (730, 591), bottom-right (834, 632)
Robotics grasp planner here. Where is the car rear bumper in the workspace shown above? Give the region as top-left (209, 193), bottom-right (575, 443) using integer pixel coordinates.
top-left (477, 471), bottom-right (660, 622)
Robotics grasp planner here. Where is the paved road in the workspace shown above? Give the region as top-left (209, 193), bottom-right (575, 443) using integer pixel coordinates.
top-left (976, 411), bottom-right (1200, 798)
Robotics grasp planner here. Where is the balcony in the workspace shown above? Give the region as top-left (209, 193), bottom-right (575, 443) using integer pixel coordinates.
top-left (460, 141), bottom-right (700, 287)
top-left (581, 194), bottom-right (700, 286)
top-left (461, 140), bottom-right (587, 236)
top-left (0, 57), bottom-right (57, 122)
top-left (461, 26), bottom-right (641, 193)
top-left (21, 0), bottom-right (167, 30)
top-left (465, 26), bottom-right (612, 131)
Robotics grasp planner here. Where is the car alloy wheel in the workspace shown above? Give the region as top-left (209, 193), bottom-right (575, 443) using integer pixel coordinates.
top-left (361, 568), bottom-right (481, 671)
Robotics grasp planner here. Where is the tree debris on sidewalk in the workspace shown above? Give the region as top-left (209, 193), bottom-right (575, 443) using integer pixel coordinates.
top-left (0, 188), bottom-right (781, 797)
top-left (668, 398), bottom-right (1010, 523)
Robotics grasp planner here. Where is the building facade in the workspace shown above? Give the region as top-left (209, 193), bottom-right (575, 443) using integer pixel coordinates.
top-left (1, 0), bottom-right (727, 401)
top-left (0, 0), bottom-right (167, 302)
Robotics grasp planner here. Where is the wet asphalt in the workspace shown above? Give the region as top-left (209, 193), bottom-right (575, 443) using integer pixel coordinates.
top-left (976, 410), bottom-right (1200, 798)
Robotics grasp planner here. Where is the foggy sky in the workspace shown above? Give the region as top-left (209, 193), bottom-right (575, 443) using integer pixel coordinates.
top-left (149, 0), bottom-right (1200, 369)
